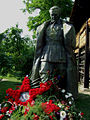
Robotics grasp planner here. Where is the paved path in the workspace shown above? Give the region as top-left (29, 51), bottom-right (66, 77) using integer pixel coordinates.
top-left (0, 79), bottom-right (8, 81)
top-left (79, 82), bottom-right (90, 95)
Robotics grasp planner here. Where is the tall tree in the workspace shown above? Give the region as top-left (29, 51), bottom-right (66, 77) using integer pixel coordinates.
top-left (0, 25), bottom-right (34, 76)
top-left (23, 0), bottom-right (73, 30)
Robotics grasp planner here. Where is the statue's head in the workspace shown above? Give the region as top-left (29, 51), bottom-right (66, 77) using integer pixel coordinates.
top-left (49, 6), bottom-right (61, 21)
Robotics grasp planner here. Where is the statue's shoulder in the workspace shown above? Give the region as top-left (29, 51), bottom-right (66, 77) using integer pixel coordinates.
top-left (62, 19), bottom-right (72, 28)
top-left (62, 19), bottom-right (74, 34)
top-left (37, 20), bottom-right (50, 33)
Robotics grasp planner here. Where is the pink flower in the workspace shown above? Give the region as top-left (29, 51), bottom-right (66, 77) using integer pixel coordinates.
top-left (61, 100), bottom-right (66, 105)
top-left (30, 100), bottom-right (35, 106)
top-left (9, 110), bottom-right (13, 114)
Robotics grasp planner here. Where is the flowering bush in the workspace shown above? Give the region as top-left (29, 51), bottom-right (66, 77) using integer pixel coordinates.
top-left (0, 75), bottom-right (85, 120)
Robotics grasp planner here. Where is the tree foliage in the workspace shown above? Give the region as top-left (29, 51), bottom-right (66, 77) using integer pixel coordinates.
top-left (23, 0), bottom-right (73, 30)
top-left (0, 25), bottom-right (34, 77)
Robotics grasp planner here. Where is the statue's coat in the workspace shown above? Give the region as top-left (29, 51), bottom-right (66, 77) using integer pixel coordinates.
top-left (31, 19), bottom-right (78, 98)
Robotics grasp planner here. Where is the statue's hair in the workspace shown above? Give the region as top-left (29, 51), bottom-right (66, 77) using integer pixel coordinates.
top-left (49, 6), bottom-right (61, 14)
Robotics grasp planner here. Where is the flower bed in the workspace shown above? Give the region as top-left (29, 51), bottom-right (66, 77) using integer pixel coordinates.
top-left (0, 76), bottom-right (84, 120)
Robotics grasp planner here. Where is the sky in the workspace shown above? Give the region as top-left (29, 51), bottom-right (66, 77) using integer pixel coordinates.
top-left (0, 0), bottom-right (39, 37)
top-left (0, 0), bottom-right (75, 37)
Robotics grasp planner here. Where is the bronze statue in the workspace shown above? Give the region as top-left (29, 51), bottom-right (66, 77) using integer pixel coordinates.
top-left (31, 6), bottom-right (78, 98)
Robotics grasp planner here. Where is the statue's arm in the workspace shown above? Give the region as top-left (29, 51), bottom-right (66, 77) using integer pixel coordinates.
top-left (33, 21), bottom-right (49, 63)
top-left (63, 23), bottom-right (76, 64)
top-left (31, 26), bottom-right (44, 81)
top-left (33, 26), bottom-right (44, 63)
top-left (71, 25), bottom-right (76, 50)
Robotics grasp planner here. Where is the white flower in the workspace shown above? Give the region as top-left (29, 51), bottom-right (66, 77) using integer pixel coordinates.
top-left (65, 95), bottom-right (69, 99)
top-left (61, 89), bottom-right (65, 93)
top-left (67, 93), bottom-right (72, 97)
top-left (69, 101), bottom-right (72, 105)
top-left (79, 113), bottom-right (81, 116)
top-left (26, 75), bottom-right (28, 77)
top-left (71, 97), bottom-right (74, 101)
top-left (6, 111), bottom-right (11, 116)
top-left (13, 102), bottom-right (17, 109)
top-left (0, 104), bottom-right (1, 109)
top-left (58, 103), bottom-right (62, 107)
top-left (79, 112), bottom-right (84, 116)
top-left (60, 111), bottom-right (67, 119)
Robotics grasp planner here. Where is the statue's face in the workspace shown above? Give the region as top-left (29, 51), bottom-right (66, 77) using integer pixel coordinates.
top-left (50, 9), bottom-right (60, 21)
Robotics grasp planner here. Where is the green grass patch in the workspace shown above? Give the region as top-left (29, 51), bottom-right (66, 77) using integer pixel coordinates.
top-left (76, 93), bottom-right (90, 120)
top-left (0, 76), bottom-right (22, 103)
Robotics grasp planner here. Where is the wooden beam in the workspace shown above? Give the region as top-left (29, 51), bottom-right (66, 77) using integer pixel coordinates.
top-left (84, 20), bottom-right (89, 88)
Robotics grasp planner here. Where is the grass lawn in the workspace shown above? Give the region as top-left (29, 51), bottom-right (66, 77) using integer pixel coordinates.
top-left (0, 76), bottom-right (22, 103)
top-left (0, 77), bottom-right (90, 119)
top-left (76, 93), bottom-right (90, 120)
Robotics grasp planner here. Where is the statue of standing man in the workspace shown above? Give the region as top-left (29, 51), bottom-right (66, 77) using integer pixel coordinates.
top-left (31, 6), bottom-right (78, 99)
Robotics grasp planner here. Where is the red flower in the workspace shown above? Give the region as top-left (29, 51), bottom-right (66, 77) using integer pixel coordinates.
top-left (1, 107), bottom-right (8, 113)
top-left (30, 100), bottom-right (35, 107)
top-left (47, 70), bottom-right (50, 75)
top-left (49, 115), bottom-right (55, 120)
top-left (80, 112), bottom-right (84, 116)
top-left (41, 100), bottom-right (60, 115)
top-left (8, 98), bottom-right (13, 103)
top-left (24, 107), bottom-right (30, 116)
top-left (16, 86), bottom-right (21, 89)
top-left (54, 76), bottom-right (57, 79)
top-left (0, 115), bottom-right (4, 119)
top-left (40, 80), bottom-right (53, 91)
top-left (9, 110), bottom-right (13, 114)
top-left (5, 76), bottom-right (53, 108)
top-left (33, 113), bottom-right (39, 120)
